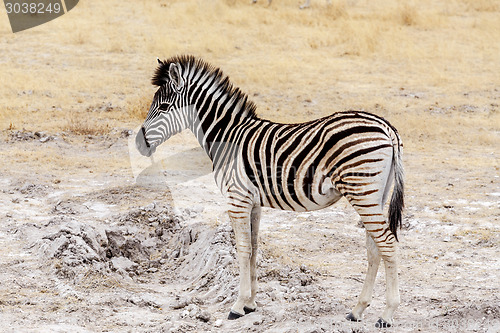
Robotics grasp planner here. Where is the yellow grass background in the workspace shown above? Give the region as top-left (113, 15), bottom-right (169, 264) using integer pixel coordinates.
top-left (0, 0), bottom-right (498, 151)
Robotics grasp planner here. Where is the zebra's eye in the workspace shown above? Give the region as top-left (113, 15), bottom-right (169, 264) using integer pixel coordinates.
top-left (159, 103), bottom-right (170, 111)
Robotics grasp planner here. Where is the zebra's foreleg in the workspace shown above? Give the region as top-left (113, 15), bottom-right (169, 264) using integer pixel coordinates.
top-left (347, 230), bottom-right (381, 322)
top-left (227, 207), bottom-right (254, 319)
top-left (248, 206), bottom-right (261, 312)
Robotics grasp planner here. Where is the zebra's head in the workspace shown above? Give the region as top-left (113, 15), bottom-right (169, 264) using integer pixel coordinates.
top-left (136, 59), bottom-right (190, 157)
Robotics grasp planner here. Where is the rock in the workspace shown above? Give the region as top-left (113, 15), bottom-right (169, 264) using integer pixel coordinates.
top-left (111, 256), bottom-right (138, 272)
top-left (126, 294), bottom-right (162, 308)
top-left (44, 235), bottom-right (69, 258)
top-left (106, 230), bottom-right (126, 258)
top-left (121, 129), bottom-right (133, 138)
top-left (141, 237), bottom-right (158, 249)
top-left (180, 309), bottom-right (190, 319)
top-left (197, 310), bottom-right (211, 322)
top-left (214, 319), bottom-right (223, 327)
top-left (122, 238), bottom-right (149, 262)
top-left (171, 297), bottom-right (191, 310)
top-left (39, 135), bottom-right (53, 143)
top-left (53, 200), bottom-right (89, 215)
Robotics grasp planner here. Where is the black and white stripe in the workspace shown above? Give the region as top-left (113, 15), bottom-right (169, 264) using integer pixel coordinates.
top-left (136, 55), bottom-right (404, 326)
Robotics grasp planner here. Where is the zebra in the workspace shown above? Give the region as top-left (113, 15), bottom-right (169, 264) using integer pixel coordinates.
top-left (135, 55), bottom-right (404, 328)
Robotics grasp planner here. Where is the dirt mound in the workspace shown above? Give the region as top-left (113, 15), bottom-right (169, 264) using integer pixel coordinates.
top-left (36, 202), bottom-right (240, 298)
top-left (38, 219), bottom-right (107, 279)
top-left (36, 204), bottom-right (177, 279)
top-left (167, 222), bottom-right (239, 306)
top-left (33, 200), bottom-right (335, 331)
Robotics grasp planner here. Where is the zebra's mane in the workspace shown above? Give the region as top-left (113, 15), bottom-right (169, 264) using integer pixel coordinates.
top-left (152, 55), bottom-right (258, 119)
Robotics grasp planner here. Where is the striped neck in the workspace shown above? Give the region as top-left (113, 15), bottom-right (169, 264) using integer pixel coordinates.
top-left (161, 56), bottom-right (260, 162)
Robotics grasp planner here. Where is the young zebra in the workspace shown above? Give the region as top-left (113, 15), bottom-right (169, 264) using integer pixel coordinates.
top-left (136, 55), bottom-right (404, 328)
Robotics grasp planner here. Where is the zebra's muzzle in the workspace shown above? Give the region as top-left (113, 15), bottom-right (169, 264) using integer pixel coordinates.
top-left (136, 127), bottom-right (156, 157)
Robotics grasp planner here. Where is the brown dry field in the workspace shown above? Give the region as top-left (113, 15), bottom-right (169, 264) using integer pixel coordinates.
top-left (0, 0), bottom-right (499, 332)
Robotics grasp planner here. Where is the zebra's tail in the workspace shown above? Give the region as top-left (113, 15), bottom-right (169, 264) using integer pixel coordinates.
top-left (388, 132), bottom-right (404, 242)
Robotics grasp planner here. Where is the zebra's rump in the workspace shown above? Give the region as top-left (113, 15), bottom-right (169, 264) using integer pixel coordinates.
top-left (241, 111), bottom-right (399, 211)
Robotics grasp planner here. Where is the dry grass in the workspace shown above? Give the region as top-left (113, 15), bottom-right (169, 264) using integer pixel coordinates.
top-left (397, 3), bottom-right (420, 26)
top-left (460, 0), bottom-right (500, 12)
top-left (64, 113), bottom-right (111, 136)
top-left (127, 94), bottom-right (153, 120)
top-left (0, 0), bottom-right (498, 154)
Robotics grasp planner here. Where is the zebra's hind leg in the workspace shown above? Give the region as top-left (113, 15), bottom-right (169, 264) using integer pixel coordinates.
top-left (378, 247), bottom-right (400, 328)
top-left (348, 203), bottom-right (400, 327)
top-left (346, 230), bottom-right (381, 322)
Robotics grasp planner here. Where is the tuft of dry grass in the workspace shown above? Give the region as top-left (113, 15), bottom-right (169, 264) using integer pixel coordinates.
top-left (126, 94), bottom-right (152, 120)
top-left (64, 112), bottom-right (110, 136)
top-left (324, 0), bottom-right (348, 20)
top-left (77, 270), bottom-right (124, 291)
top-left (0, 107), bottom-right (16, 131)
top-left (397, 3), bottom-right (419, 26)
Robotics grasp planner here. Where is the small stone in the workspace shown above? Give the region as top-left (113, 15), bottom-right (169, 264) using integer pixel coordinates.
top-left (40, 136), bottom-right (53, 143)
top-left (197, 310), bottom-right (211, 322)
top-left (144, 203), bottom-right (155, 211)
top-left (121, 129), bottom-right (133, 138)
top-left (214, 319), bottom-right (223, 327)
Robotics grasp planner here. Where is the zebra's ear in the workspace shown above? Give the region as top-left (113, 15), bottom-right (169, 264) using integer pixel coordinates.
top-left (169, 63), bottom-right (184, 91)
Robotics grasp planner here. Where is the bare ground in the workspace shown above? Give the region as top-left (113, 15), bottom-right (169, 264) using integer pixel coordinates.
top-left (0, 129), bottom-right (498, 333)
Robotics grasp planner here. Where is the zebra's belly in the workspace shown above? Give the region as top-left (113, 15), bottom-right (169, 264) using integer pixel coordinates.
top-left (260, 185), bottom-right (343, 212)
top-left (300, 188), bottom-right (344, 211)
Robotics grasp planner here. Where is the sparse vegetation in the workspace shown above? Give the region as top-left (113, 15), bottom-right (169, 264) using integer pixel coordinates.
top-left (64, 111), bottom-right (111, 136)
top-left (398, 3), bottom-right (419, 26)
top-left (127, 94), bottom-right (153, 120)
top-left (0, 0), bottom-right (498, 149)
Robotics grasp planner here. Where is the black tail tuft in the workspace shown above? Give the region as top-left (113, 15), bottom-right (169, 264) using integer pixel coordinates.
top-left (388, 146), bottom-right (404, 241)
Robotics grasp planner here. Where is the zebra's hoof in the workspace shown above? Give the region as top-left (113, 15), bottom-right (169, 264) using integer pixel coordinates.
top-left (346, 312), bottom-right (361, 322)
top-left (375, 318), bottom-right (392, 328)
top-left (227, 310), bottom-right (244, 320)
top-left (243, 306), bottom-right (256, 314)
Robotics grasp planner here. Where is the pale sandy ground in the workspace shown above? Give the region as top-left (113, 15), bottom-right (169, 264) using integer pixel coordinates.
top-left (0, 130), bottom-right (498, 332)
top-left (0, 0), bottom-right (499, 332)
